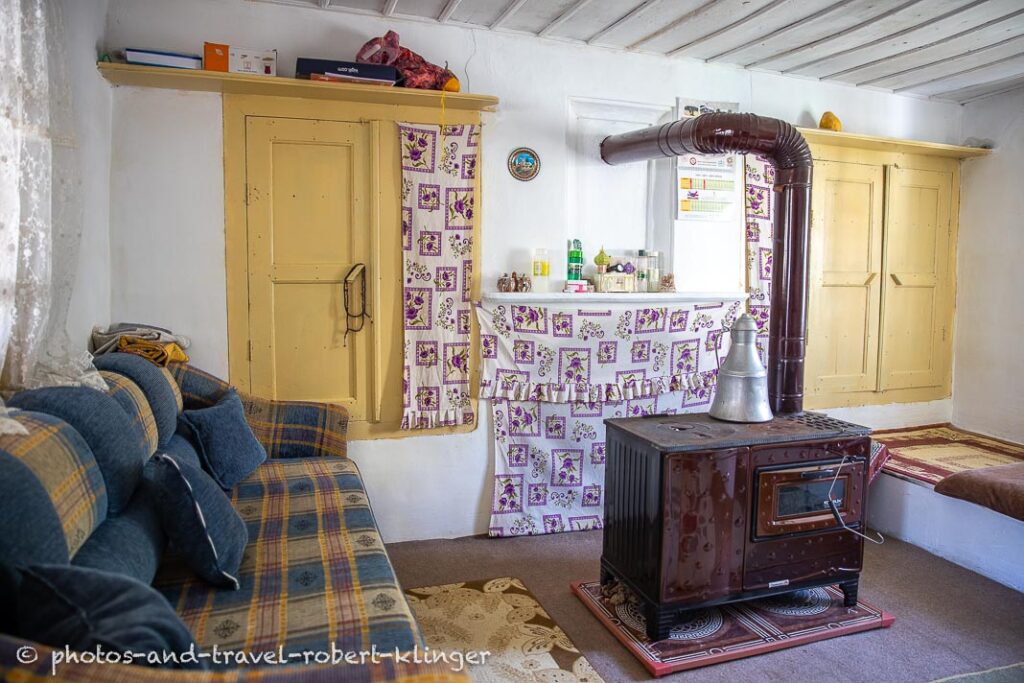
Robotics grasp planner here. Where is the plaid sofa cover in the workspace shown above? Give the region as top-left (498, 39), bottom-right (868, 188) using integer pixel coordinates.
top-left (0, 362), bottom-right (469, 683)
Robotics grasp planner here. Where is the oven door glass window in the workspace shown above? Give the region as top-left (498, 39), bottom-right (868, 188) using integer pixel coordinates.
top-left (777, 479), bottom-right (844, 518)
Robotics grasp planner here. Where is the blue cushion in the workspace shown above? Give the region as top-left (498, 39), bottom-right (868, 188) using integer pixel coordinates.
top-left (179, 390), bottom-right (267, 490)
top-left (149, 454), bottom-right (247, 589)
top-left (0, 411), bottom-right (108, 566)
top-left (72, 482), bottom-right (166, 584)
top-left (93, 354), bottom-right (180, 447)
top-left (13, 564), bottom-right (205, 670)
top-left (164, 430), bottom-right (203, 470)
top-left (8, 386), bottom-right (147, 514)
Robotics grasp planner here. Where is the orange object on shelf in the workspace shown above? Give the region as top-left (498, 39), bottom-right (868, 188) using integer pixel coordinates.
top-left (204, 42), bottom-right (229, 72)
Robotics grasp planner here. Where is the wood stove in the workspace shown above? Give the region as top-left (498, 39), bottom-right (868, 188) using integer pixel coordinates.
top-left (599, 113), bottom-right (876, 642)
top-left (602, 412), bottom-right (871, 641)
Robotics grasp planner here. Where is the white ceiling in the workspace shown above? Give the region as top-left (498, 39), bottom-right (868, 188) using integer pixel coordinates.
top-left (258, 0), bottom-right (1024, 104)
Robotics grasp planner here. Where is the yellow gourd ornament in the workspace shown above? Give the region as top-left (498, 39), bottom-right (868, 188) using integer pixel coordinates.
top-left (819, 111), bottom-right (842, 132)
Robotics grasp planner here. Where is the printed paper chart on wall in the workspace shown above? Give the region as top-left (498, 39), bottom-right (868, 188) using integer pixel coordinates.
top-left (676, 152), bottom-right (743, 222)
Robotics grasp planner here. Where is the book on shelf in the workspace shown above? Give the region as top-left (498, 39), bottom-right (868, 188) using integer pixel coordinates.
top-left (309, 72), bottom-right (395, 87)
top-left (124, 48), bottom-right (202, 70)
top-left (295, 58), bottom-right (397, 86)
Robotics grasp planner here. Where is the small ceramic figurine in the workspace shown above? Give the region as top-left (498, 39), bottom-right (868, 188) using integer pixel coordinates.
top-left (517, 275), bottom-right (532, 292)
top-left (659, 274), bottom-right (676, 293)
top-left (497, 273), bottom-right (513, 292)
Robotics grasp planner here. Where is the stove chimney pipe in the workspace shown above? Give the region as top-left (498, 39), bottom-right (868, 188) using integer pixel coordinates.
top-left (600, 113), bottom-right (812, 415)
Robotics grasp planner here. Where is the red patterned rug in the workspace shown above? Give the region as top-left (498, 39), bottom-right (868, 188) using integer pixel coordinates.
top-left (572, 580), bottom-right (894, 677)
top-left (875, 424), bottom-right (1024, 486)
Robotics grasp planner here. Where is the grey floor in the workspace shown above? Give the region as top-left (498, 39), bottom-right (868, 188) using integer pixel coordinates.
top-left (388, 530), bottom-right (1024, 682)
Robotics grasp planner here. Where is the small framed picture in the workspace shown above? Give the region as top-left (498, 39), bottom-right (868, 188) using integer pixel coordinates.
top-left (507, 147), bottom-right (540, 181)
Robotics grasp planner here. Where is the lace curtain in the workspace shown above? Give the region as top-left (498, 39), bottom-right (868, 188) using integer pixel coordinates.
top-left (0, 0), bottom-right (104, 433)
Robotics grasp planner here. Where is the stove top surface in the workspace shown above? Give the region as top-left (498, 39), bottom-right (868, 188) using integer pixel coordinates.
top-left (605, 411), bottom-right (870, 453)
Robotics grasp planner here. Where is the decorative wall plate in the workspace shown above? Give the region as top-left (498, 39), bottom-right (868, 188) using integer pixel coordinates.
top-left (507, 147), bottom-right (540, 181)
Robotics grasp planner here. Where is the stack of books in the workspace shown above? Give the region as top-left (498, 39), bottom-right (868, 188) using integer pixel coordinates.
top-left (124, 48), bottom-right (202, 70)
top-left (295, 58), bottom-right (397, 87)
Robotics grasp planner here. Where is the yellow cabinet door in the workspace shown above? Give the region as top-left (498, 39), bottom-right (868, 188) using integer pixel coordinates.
top-left (806, 160), bottom-right (885, 395)
top-left (879, 167), bottom-right (953, 390)
top-left (245, 117), bottom-right (375, 420)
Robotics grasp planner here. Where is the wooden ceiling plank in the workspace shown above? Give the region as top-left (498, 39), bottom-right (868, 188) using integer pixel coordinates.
top-left (491, 0), bottom-right (529, 29)
top-left (896, 50), bottom-right (1024, 92)
top-left (864, 33), bottom-right (1024, 89)
top-left (707, 0), bottom-right (858, 62)
top-left (831, 7), bottom-right (1024, 82)
top-left (745, 0), bottom-right (925, 68)
top-left (627, 0), bottom-right (723, 51)
top-left (438, 0), bottom-right (463, 23)
top-left (783, 0), bottom-right (991, 74)
top-left (588, 0), bottom-right (661, 44)
top-left (539, 0), bottom-right (596, 37)
top-left (934, 72), bottom-right (1024, 101)
top-left (382, 0), bottom-right (399, 16)
top-left (668, 0), bottom-right (788, 57)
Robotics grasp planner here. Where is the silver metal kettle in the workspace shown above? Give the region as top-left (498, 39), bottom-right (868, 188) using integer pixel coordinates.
top-left (709, 313), bottom-right (773, 423)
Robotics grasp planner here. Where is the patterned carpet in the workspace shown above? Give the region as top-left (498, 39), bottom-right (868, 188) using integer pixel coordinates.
top-left (874, 425), bottom-right (1024, 486)
top-left (405, 577), bottom-right (604, 682)
top-left (573, 580), bottom-right (893, 677)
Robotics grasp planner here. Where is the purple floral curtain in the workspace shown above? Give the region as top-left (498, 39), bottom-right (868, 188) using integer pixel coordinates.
top-left (478, 300), bottom-right (744, 536)
top-left (745, 154), bottom-right (775, 364)
top-left (399, 123), bottom-right (479, 430)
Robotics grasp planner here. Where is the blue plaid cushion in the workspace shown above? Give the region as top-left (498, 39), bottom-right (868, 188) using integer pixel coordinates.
top-left (154, 458), bottom-right (422, 662)
top-left (167, 364), bottom-right (349, 460)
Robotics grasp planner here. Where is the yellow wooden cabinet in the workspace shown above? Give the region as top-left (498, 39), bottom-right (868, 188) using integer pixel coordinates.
top-left (223, 95), bottom-right (486, 440)
top-left (804, 139), bottom-right (966, 409)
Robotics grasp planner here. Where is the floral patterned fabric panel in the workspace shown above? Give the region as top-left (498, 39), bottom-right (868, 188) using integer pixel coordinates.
top-left (745, 154), bottom-right (776, 365)
top-left (476, 302), bottom-right (744, 404)
top-left (399, 123), bottom-right (479, 430)
top-left (478, 301), bottom-right (741, 536)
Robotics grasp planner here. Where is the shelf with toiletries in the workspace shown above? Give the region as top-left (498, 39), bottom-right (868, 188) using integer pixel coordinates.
top-left (481, 291), bottom-right (749, 304)
top-left (497, 241), bottom-right (675, 296)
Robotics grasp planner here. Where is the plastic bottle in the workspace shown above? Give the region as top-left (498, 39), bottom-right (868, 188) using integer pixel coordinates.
top-left (532, 248), bottom-right (550, 293)
top-left (647, 251), bottom-right (661, 292)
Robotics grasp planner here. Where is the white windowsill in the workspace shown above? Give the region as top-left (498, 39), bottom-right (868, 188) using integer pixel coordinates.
top-left (480, 291), bottom-right (749, 304)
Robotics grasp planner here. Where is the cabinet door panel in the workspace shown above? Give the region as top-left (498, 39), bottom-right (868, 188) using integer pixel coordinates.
top-left (880, 167), bottom-right (952, 390)
top-left (245, 117), bottom-right (373, 419)
top-left (806, 161), bottom-right (884, 395)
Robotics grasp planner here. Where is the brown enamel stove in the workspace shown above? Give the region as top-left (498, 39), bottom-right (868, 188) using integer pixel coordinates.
top-left (601, 412), bottom-right (871, 641)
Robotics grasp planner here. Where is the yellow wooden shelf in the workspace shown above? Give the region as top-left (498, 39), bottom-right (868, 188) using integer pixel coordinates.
top-left (97, 62), bottom-right (499, 112)
top-left (797, 127), bottom-right (990, 159)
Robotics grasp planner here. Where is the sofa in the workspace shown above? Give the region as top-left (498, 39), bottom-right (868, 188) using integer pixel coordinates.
top-left (0, 356), bottom-right (468, 682)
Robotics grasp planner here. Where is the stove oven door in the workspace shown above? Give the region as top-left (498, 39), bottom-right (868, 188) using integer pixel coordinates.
top-left (753, 458), bottom-right (865, 539)
top-left (743, 438), bottom-right (870, 593)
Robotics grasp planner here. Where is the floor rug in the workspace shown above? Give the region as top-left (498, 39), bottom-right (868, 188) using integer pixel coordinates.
top-left (405, 577), bottom-right (605, 682)
top-left (572, 580), bottom-right (894, 677)
top-left (875, 424), bottom-right (1024, 486)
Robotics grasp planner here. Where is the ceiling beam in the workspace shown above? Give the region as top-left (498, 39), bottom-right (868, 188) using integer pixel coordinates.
top-left (491, 0), bottom-right (528, 29)
top-left (539, 0), bottom-right (595, 38)
top-left (933, 72), bottom-right (1024, 102)
top-left (706, 0), bottom-right (858, 62)
top-left (318, 0), bottom-right (331, 8)
top-left (745, 0), bottom-right (924, 68)
top-left (382, 0), bottom-right (399, 16)
top-left (896, 50), bottom-right (1024, 93)
top-left (437, 0), bottom-right (462, 23)
top-left (667, 0), bottom-right (787, 58)
top-left (587, 0), bottom-right (661, 44)
top-left (783, 0), bottom-right (991, 74)
top-left (834, 8), bottom-right (1024, 83)
top-left (858, 32), bottom-right (1024, 87)
top-left (628, 0), bottom-right (722, 51)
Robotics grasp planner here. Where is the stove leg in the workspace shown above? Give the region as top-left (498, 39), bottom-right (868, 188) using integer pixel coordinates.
top-left (644, 603), bottom-right (674, 642)
top-left (840, 578), bottom-right (859, 607)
